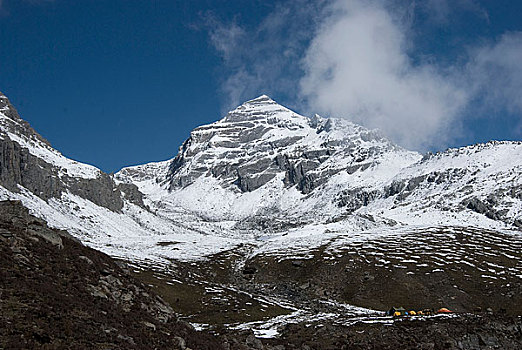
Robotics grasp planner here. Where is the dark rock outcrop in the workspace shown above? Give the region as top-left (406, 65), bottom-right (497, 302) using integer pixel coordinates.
top-left (0, 200), bottom-right (227, 349)
top-left (0, 134), bottom-right (126, 211)
top-left (335, 188), bottom-right (380, 212)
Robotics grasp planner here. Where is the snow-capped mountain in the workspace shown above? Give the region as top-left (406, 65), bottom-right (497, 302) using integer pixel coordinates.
top-left (116, 95), bottom-right (421, 226)
top-left (0, 92), bottom-right (521, 264)
top-left (117, 95), bottom-right (521, 231)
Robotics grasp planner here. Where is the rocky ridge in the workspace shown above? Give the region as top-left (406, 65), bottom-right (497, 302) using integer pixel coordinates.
top-left (0, 92), bottom-right (520, 264)
top-left (0, 92), bottom-right (145, 212)
top-left (164, 95), bottom-right (411, 194)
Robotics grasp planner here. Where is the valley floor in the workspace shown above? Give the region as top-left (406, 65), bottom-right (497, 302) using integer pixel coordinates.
top-left (129, 225), bottom-right (522, 349)
top-left (2, 199), bottom-right (521, 349)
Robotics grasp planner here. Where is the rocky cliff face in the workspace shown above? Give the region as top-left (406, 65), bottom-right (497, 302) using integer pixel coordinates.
top-left (164, 95), bottom-right (417, 195)
top-left (0, 92), bottom-right (144, 212)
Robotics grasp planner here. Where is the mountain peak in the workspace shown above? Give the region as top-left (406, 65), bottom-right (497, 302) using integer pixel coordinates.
top-left (238, 94), bottom-right (283, 112)
top-left (244, 94), bottom-right (275, 104)
top-left (222, 94), bottom-right (307, 125)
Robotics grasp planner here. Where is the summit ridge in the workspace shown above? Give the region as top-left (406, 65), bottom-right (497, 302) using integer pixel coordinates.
top-left (0, 92), bottom-right (519, 265)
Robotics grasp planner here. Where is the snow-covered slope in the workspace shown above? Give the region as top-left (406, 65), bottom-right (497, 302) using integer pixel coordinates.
top-left (117, 95), bottom-right (521, 233)
top-left (117, 96), bottom-right (421, 226)
top-left (366, 141), bottom-right (522, 228)
top-left (0, 92), bottom-right (520, 264)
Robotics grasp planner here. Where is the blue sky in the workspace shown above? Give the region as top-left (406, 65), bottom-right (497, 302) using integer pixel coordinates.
top-left (0, 0), bottom-right (521, 173)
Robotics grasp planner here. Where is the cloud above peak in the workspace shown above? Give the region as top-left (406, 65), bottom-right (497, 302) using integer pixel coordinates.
top-left (299, 0), bottom-right (468, 149)
top-left (206, 0), bottom-right (522, 150)
top-left (203, 1), bottom-right (321, 113)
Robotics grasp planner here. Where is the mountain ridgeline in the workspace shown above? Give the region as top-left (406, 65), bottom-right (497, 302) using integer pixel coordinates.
top-left (0, 93), bottom-right (145, 212)
top-left (165, 95), bottom-right (405, 194)
top-left (117, 94), bottom-right (521, 230)
top-left (0, 91), bottom-right (520, 262)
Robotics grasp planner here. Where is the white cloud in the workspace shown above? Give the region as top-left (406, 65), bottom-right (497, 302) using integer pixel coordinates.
top-left (206, 0), bottom-right (522, 148)
top-left (204, 1), bottom-right (321, 113)
top-left (206, 18), bottom-right (259, 112)
top-left (468, 32), bottom-right (522, 116)
top-left (299, 0), bottom-right (468, 150)
top-left (207, 19), bottom-right (245, 64)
